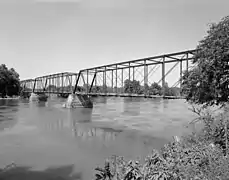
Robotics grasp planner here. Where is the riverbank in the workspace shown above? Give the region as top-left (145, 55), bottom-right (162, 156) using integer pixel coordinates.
top-left (0, 96), bottom-right (20, 100)
top-left (0, 97), bottom-right (20, 100)
top-left (94, 107), bottom-right (229, 180)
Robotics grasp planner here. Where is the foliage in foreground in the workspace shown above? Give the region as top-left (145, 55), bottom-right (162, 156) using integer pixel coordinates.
top-left (95, 107), bottom-right (229, 180)
top-left (95, 142), bottom-right (229, 180)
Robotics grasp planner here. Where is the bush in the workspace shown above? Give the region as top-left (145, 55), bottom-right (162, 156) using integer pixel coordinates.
top-left (95, 138), bottom-right (229, 180)
top-left (94, 107), bottom-right (229, 180)
top-left (95, 139), bottom-right (229, 180)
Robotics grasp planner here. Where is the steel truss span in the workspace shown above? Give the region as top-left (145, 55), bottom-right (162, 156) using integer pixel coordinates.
top-left (21, 72), bottom-right (78, 96)
top-left (20, 49), bottom-right (196, 98)
top-left (74, 49), bottom-right (196, 97)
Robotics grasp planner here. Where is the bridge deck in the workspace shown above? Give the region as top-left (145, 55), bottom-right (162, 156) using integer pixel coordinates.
top-left (23, 91), bottom-right (184, 99)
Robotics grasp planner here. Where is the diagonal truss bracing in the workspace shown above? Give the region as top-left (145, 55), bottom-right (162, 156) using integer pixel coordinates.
top-left (21, 72), bottom-right (78, 94)
top-left (74, 49), bottom-right (196, 96)
top-left (20, 49), bottom-right (196, 97)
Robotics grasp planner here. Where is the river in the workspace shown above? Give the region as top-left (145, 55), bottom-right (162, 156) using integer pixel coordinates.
top-left (0, 97), bottom-right (197, 180)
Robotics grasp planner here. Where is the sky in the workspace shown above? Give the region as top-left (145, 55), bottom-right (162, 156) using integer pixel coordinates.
top-left (0, 0), bottom-right (229, 82)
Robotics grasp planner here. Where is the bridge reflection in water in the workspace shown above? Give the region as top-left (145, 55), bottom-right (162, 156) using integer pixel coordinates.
top-left (35, 105), bottom-right (122, 144)
top-left (69, 107), bottom-right (121, 144)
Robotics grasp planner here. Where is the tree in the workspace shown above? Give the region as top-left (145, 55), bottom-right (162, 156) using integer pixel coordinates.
top-left (143, 83), bottom-right (149, 95)
top-left (0, 64), bottom-right (20, 97)
top-left (182, 16), bottom-right (229, 106)
top-left (150, 82), bottom-right (162, 95)
top-left (46, 85), bottom-right (57, 91)
top-left (91, 86), bottom-right (102, 93)
top-left (124, 79), bottom-right (142, 94)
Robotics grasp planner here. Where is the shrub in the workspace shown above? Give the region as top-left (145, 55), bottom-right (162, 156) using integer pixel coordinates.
top-left (94, 107), bottom-right (229, 180)
top-left (95, 138), bottom-right (229, 180)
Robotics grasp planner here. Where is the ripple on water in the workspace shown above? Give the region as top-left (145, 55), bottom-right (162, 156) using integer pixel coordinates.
top-left (0, 97), bottom-right (197, 180)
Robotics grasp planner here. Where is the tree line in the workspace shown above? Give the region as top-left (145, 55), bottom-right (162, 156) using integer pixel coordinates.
top-left (0, 64), bottom-right (20, 98)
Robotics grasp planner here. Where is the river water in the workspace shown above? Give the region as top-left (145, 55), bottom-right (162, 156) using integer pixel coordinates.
top-left (0, 97), bottom-right (197, 180)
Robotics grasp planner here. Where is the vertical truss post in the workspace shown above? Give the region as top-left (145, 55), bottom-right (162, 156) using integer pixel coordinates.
top-left (56, 76), bottom-right (58, 94)
top-left (54, 76), bottom-right (57, 94)
top-left (133, 67), bottom-right (135, 81)
top-left (23, 82), bottom-right (26, 91)
top-left (111, 70), bottom-right (113, 93)
top-left (103, 67), bottom-right (106, 93)
top-left (186, 53), bottom-right (189, 72)
top-left (81, 73), bottom-right (86, 85)
top-left (49, 77), bottom-right (51, 95)
top-left (52, 77), bottom-right (54, 94)
top-left (33, 79), bottom-right (37, 93)
top-left (144, 60), bottom-right (148, 96)
top-left (103, 70), bottom-right (105, 93)
top-left (41, 79), bottom-right (43, 92)
top-left (115, 65), bottom-right (118, 94)
top-left (162, 57), bottom-right (165, 97)
top-left (59, 75), bottom-right (61, 93)
top-left (39, 80), bottom-right (42, 92)
top-left (89, 72), bottom-right (97, 93)
top-left (32, 81), bottom-right (34, 91)
top-left (36, 79), bottom-right (39, 92)
top-left (180, 59), bottom-right (183, 89)
top-left (185, 53), bottom-right (189, 96)
top-left (61, 73), bottom-right (64, 94)
top-left (67, 74), bottom-right (72, 93)
top-left (86, 70), bottom-right (89, 93)
top-left (73, 71), bottom-right (81, 94)
top-left (31, 81), bottom-right (34, 91)
top-left (129, 62), bottom-right (131, 82)
top-left (95, 70), bottom-right (97, 87)
top-left (70, 75), bottom-right (73, 89)
top-left (43, 78), bottom-right (45, 92)
top-left (44, 78), bottom-right (48, 92)
top-left (121, 68), bottom-right (124, 93)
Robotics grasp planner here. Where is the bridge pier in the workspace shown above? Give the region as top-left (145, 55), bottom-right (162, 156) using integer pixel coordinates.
top-left (63, 94), bottom-right (93, 109)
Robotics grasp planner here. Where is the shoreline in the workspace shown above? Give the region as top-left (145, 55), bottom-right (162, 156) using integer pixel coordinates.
top-left (0, 97), bottom-right (20, 100)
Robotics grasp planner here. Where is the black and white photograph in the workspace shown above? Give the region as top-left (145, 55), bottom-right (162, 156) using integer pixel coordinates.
top-left (0, 0), bottom-right (229, 179)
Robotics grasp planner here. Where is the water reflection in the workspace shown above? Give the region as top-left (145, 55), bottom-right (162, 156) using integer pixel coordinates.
top-left (0, 99), bottom-right (19, 107)
top-left (0, 100), bottom-right (19, 132)
top-left (0, 119), bottom-right (18, 132)
top-left (71, 124), bottom-right (119, 142)
top-left (92, 96), bottom-right (107, 104)
top-left (69, 107), bottom-right (119, 142)
top-left (37, 101), bottom-right (49, 107)
top-left (69, 108), bottom-right (93, 123)
top-left (123, 97), bottom-right (141, 116)
top-left (28, 100), bottom-right (48, 108)
top-left (40, 118), bottom-right (65, 131)
top-left (162, 99), bottom-right (169, 109)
